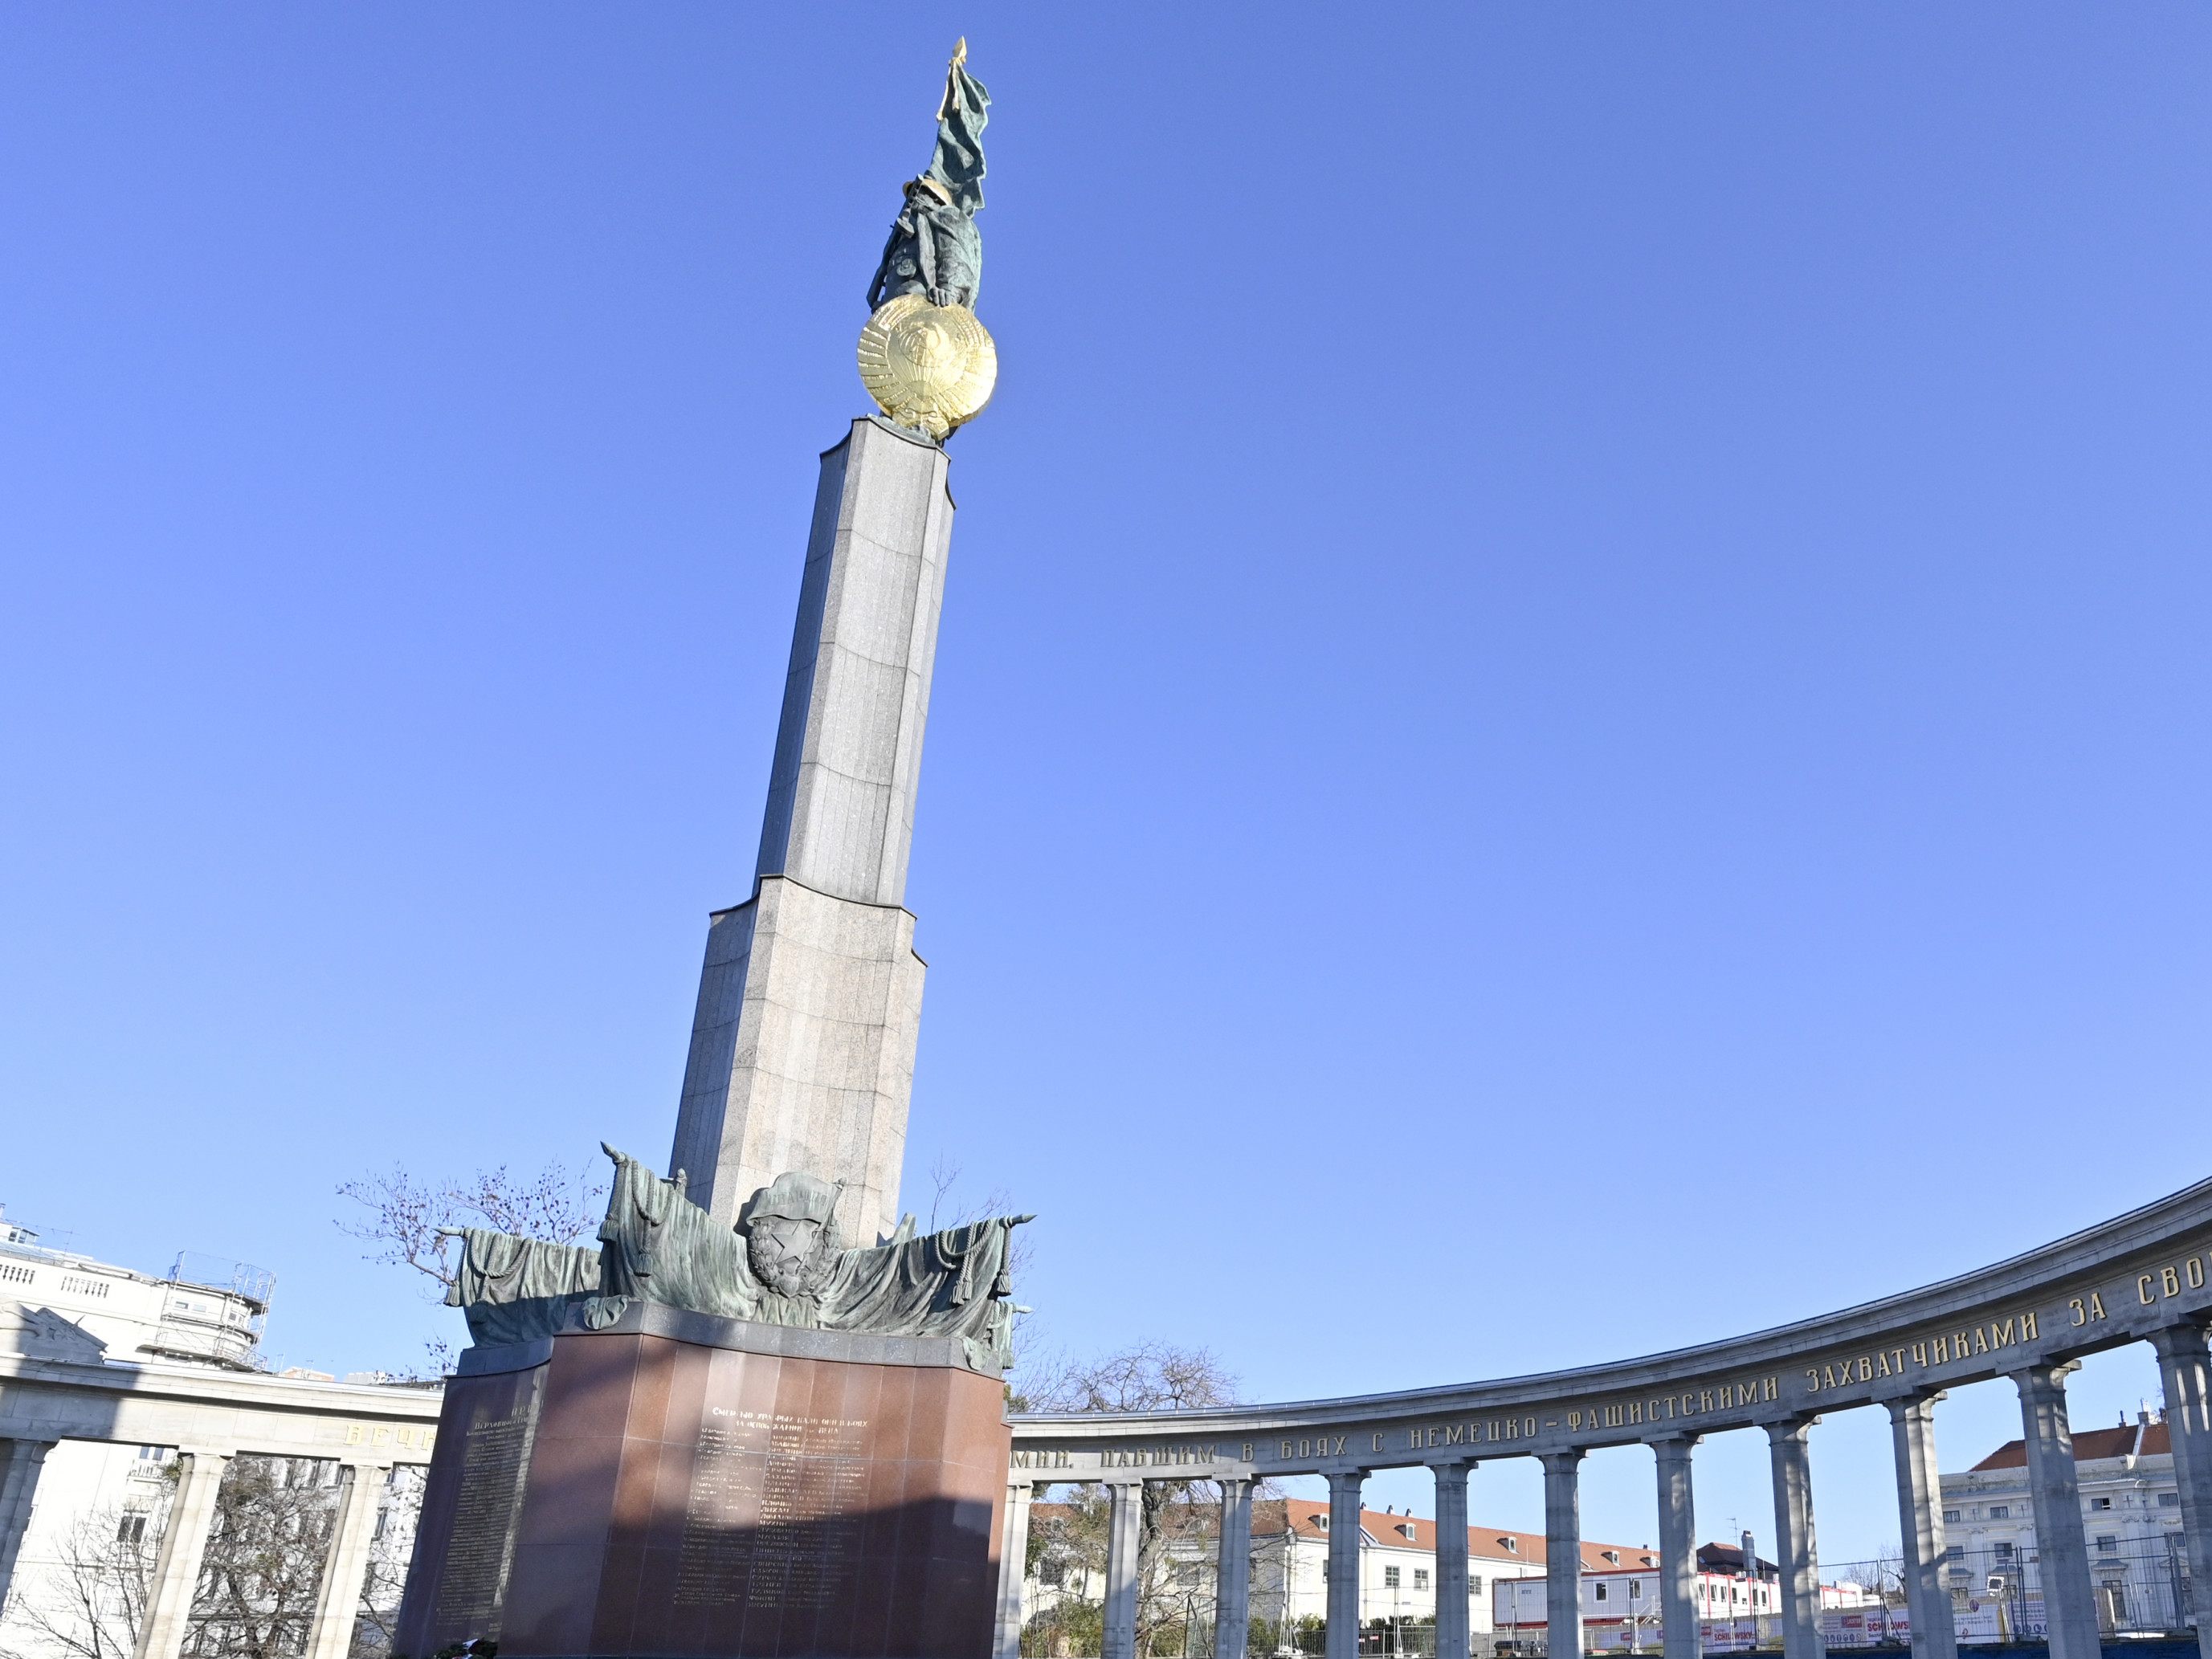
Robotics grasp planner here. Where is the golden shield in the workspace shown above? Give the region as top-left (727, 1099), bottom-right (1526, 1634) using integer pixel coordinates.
top-left (855, 295), bottom-right (998, 440)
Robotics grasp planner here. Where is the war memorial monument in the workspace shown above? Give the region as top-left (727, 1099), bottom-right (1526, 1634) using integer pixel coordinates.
top-left (393, 44), bottom-right (1023, 1659)
top-left (368, 41), bottom-right (2212, 1659)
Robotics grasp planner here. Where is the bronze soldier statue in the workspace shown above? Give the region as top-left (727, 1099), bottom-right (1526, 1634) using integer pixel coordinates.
top-left (867, 39), bottom-right (989, 312)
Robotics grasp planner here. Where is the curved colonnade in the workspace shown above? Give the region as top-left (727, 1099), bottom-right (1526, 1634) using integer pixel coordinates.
top-left (998, 1177), bottom-right (2212, 1659)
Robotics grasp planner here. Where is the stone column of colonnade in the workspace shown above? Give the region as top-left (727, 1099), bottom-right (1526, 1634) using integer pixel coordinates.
top-left (1432, 1462), bottom-right (1472, 1659)
top-left (301, 1461), bottom-right (391, 1659)
top-left (994, 1477), bottom-right (1035, 1659)
top-left (1213, 1478), bottom-right (1256, 1659)
top-left (0, 1437), bottom-right (57, 1610)
top-left (2150, 1321), bottom-right (2212, 1659)
top-left (1325, 1469), bottom-right (1368, 1659)
top-left (1651, 1436), bottom-right (1700, 1659)
top-left (1102, 1478), bottom-right (1145, 1659)
top-left (1765, 1421), bottom-right (1825, 1659)
top-left (134, 1447), bottom-right (235, 1659)
top-left (2010, 1362), bottom-right (2101, 1659)
top-left (1541, 1451), bottom-right (1584, 1659)
top-left (1883, 1394), bottom-right (1958, 1659)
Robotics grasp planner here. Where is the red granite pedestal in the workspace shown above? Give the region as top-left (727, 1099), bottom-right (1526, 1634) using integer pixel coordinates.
top-left (395, 1310), bottom-right (1010, 1659)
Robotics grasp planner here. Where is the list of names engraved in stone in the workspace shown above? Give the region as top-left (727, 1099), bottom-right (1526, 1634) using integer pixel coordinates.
top-left (433, 1405), bottom-right (535, 1631)
top-left (674, 1408), bottom-right (871, 1610)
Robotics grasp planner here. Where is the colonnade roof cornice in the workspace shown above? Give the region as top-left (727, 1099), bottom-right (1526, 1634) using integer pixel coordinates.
top-left (1008, 1174), bottom-right (2212, 1476)
top-left (0, 1352), bottom-right (442, 1421)
top-left (0, 1351), bottom-right (443, 1464)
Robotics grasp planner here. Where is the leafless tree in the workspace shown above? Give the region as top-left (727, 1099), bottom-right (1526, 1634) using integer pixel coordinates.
top-left (917, 1157), bottom-right (1033, 1274)
top-left (0, 1506), bottom-right (157, 1659)
top-left (335, 1160), bottom-right (606, 1377)
top-left (347, 1468), bottom-right (425, 1659)
top-left (1848, 1541), bottom-right (1908, 1611)
top-left (0, 1461), bottom-right (422, 1659)
top-left (1018, 1343), bottom-right (1243, 1656)
top-left (335, 1160), bottom-right (606, 1297)
top-left (182, 1457), bottom-right (337, 1659)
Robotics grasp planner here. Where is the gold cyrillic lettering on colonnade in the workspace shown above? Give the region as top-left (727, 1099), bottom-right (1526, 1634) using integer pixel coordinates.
top-left (341, 1424), bottom-right (437, 1452)
top-left (2136, 1253), bottom-right (2210, 1306)
top-left (1396, 1416), bottom-right (1542, 1452)
top-left (1563, 1378), bottom-right (1779, 1434)
top-left (1801, 1310), bottom-right (2040, 1395)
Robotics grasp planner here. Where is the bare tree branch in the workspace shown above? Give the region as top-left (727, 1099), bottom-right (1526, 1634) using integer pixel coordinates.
top-left (1016, 1343), bottom-right (1243, 1654)
top-left (0, 1505), bottom-right (155, 1659)
top-left (912, 1160), bottom-right (1032, 1279)
top-left (185, 1456), bottom-right (334, 1659)
top-left (334, 1160), bottom-right (606, 1298)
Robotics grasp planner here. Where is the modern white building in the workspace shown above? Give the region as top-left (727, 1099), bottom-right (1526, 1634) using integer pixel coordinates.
top-left (1939, 1406), bottom-right (2187, 1636)
top-left (0, 1205), bottom-right (443, 1659)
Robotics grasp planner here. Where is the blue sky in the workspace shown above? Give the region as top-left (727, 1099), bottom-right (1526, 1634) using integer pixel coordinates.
top-left (3, 6), bottom-right (2209, 1565)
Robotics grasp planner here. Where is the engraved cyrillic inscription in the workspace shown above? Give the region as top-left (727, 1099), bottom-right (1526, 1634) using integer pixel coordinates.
top-left (432, 1395), bottom-right (539, 1637)
top-left (674, 1408), bottom-right (871, 1611)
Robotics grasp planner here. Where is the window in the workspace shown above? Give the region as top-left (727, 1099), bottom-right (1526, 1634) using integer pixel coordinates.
top-left (2162, 1493), bottom-right (2182, 1508)
top-left (1944, 1510), bottom-right (1961, 1522)
top-left (1316, 1516), bottom-right (1330, 1531)
top-left (1630, 1582), bottom-right (1642, 1599)
top-left (1989, 1506), bottom-right (2009, 1519)
top-left (2096, 1536), bottom-right (2119, 1554)
top-left (1942, 1547), bottom-right (1965, 1563)
top-left (1471, 1576), bottom-right (1484, 1596)
top-left (2091, 1497), bottom-right (2113, 1511)
top-left (1994, 1543), bottom-right (2014, 1560)
top-left (1594, 1585), bottom-right (1608, 1604)
top-left (114, 1515), bottom-right (145, 1544)
top-left (1414, 1570), bottom-right (1429, 1591)
top-left (1385, 1567), bottom-right (1401, 1590)
top-left (1503, 1538), bottom-right (1517, 1553)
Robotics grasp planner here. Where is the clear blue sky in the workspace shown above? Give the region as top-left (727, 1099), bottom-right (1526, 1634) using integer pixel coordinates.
top-left (4, 6), bottom-right (2209, 1567)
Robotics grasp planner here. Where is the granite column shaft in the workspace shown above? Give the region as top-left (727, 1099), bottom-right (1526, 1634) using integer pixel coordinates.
top-left (2012, 1362), bottom-right (2100, 1659)
top-left (1543, 1451), bottom-right (1585, 1659)
top-left (1653, 1437), bottom-right (1700, 1659)
top-left (2153, 1323), bottom-right (2212, 1659)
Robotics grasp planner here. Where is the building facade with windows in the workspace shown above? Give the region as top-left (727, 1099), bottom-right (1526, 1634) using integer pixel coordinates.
top-left (0, 1207), bottom-right (443, 1659)
top-left (1022, 1496), bottom-right (1637, 1655)
top-left (1937, 1408), bottom-right (2185, 1635)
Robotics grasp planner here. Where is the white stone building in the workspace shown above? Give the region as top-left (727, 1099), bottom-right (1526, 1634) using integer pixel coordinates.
top-left (1024, 1495), bottom-right (1626, 1654)
top-left (1939, 1406), bottom-right (2187, 1634)
top-left (1491, 1542), bottom-right (1879, 1655)
top-left (0, 1205), bottom-right (443, 1659)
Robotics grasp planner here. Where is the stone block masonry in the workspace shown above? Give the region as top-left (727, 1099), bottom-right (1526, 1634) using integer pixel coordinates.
top-left (671, 417), bottom-right (954, 1245)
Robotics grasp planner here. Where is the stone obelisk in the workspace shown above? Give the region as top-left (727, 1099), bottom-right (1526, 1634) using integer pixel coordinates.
top-left (671, 42), bottom-right (995, 1247)
top-left (668, 418), bottom-right (952, 1244)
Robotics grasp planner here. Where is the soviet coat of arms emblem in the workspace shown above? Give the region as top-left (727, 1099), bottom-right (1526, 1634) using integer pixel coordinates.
top-left (858, 40), bottom-right (996, 442)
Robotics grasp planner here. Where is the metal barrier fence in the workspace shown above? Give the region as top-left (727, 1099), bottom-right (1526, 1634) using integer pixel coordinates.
top-left (1019, 1536), bottom-right (2200, 1657)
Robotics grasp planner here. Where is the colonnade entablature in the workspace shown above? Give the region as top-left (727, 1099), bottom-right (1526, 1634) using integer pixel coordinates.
top-left (997, 1176), bottom-right (2212, 1659)
top-left (0, 1350), bottom-right (443, 1659)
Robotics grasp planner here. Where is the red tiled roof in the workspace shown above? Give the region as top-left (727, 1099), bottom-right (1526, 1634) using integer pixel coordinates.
top-left (1258, 1501), bottom-right (1655, 1572)
top-left (1971, 1421), bottom-right (2169, 1471)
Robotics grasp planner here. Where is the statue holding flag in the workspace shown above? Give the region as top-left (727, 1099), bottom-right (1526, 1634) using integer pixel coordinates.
top-left (858, 41), bottom-right (998, 439)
